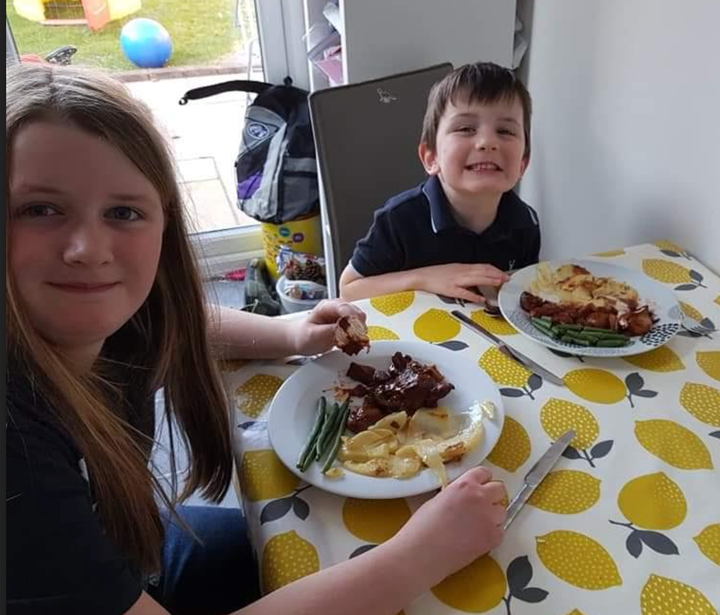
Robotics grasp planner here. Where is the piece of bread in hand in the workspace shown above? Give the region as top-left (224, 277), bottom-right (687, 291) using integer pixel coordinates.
top-left (335, 315), bottom-right (370, 355)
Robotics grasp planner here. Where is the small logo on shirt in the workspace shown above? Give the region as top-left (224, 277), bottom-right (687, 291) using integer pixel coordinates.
top-left (508, 259), bottom-right (516, 272)
top-left (377, 88), bottom-right (397, 104)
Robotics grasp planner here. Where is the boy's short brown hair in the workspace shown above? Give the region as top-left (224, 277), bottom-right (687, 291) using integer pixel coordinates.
top-left (421, 62), bottom-right (532, 159)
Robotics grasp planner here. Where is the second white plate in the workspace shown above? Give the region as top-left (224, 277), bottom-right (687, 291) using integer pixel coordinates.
top-left (498, 260), bottom-right (683, 357)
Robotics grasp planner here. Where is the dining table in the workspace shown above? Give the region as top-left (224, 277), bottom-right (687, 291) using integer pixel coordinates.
top-left (221, 240), bottom-right (720, 615)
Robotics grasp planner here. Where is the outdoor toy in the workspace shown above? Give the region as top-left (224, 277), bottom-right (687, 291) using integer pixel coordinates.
top-left (120, 18), bottom-right (172, 68)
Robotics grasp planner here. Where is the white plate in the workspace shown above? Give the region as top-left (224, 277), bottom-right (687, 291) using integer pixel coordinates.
top-left (498, 260), bottom-right (683, 358)
top-left (268, 341), bottom-right (505, 499)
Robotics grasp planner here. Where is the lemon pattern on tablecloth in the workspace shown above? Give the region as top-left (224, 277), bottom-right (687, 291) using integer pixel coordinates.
top-left (366, 325), bottom-right (400, 341)
top-left (478, 347), bottom-right (543, 400)
top-left (413, 308), bottom-right (461, 342)
top-left (617, 472), bottom-right (687, 530)
top-left (643, 259), bottom-right (694, 284)
top-left (262, 530), bottom-right (319, 593)
top-left (694, 524), bottom-right (720, 566)
top-left (486, 416), bottom-right (531, 472)
top-left (431, 555), bottom-right (507, 612)
top-left (240, 449), bottom-right (300, 502)
top-left (370, 291), bottom-right (415, 316)
top-left (224, 242), bottom-right (720, 612)
top-left (654, 239), bottom-right (688, 254)
top-left (641, 574), bottom-right (719, 615)
top-left (218, 358), bottom-right (247, 372)
top-left (680, 301), bottom-right (704, 322)
top-left (236, 374), bottom-right (284, 418)
top-left (564, 369), bottom-right (626, 404)
top-left (470, 309), bottom-right (518, 335)
top-left (536, 530), bottom-right (622, 590)
top-left (680, 383), bottom-right (720, 427)
top-left (623, 346), bottom-right (685, 372)
top-left (594, 248), bottom-right (626, 257)
top-left (528, 470), bottom-right (601, 514)
top-left (643, 258), bottom-right (708, 290)
top-left (540, 398), bottom-right (614, 466)
top-left (697, 351), bottom-right (720, 382)
top-left (343, 498), bottom-right (411, 544)
top-left (635, 420), bottom-right (714, 470)
top-left (540, 399), bottom-right (598, 449)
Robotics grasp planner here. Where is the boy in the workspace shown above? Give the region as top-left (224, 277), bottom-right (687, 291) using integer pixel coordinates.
top-left (339, 62), bottom-right (540, 303)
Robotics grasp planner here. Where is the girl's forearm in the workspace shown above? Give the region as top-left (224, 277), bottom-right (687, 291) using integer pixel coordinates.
top-left (237, 535), bottom-right (441, 615)
top-left (207, 305), bottom-right (298, 359)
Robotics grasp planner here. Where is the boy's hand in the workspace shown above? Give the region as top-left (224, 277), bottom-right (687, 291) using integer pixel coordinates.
top-left (420, 264), bottom-right (510, 303)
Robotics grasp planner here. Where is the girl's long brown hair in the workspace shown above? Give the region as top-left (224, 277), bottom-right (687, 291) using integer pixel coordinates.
top-left (6, 63), bottom-right (233, 573)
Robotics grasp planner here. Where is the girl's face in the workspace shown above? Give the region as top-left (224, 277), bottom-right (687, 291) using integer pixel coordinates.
top-left (9, 120), bottom-right (165, 366)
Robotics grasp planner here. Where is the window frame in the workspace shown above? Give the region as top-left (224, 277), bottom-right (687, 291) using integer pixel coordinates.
top-left (6, 4), bottom-right (306, 276)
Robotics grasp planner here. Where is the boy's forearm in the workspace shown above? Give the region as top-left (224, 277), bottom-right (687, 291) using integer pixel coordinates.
top-left (340, 269), bottom-right (424, 301)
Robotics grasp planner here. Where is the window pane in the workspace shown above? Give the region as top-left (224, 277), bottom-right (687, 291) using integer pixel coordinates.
top-left (7, 0), bottom-right (265, 241)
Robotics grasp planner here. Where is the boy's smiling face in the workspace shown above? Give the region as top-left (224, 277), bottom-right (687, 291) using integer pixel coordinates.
top-left (420, 94), bottom-right (528, 208)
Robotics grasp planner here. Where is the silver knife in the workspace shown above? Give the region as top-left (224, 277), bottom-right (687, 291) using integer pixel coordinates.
top-left (450, 310), bottom-right (565, 387)
top-left (503, 429), bottom-right (576, 530)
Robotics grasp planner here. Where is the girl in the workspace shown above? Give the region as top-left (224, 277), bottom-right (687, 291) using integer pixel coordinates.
top-left (6, 63), bottom-right (506, 615)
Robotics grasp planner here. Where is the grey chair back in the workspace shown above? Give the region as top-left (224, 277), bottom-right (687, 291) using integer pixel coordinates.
top-left (309, 63), bottom-right (453, 295)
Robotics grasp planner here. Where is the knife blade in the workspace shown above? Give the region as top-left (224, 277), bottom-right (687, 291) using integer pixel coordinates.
top-left (503, 429), bottom-right (576, 530)
top-left (450, 310), bottom-right (565, 387)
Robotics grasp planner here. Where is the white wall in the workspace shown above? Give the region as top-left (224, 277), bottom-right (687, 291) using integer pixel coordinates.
top-left (519, 0), bottom-right (720, 271)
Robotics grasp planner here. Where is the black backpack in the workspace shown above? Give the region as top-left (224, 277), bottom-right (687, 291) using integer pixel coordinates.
top-left (179, 77), bottom-right (319, 224)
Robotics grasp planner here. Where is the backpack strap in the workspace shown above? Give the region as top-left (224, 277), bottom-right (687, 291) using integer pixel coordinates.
top-left (178, 80), bottom-right (272, 105)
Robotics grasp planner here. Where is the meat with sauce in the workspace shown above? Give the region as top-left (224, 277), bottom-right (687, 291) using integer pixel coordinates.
top-left (344, 352), bottom-right (455, 433)
top-left (520, 291), bottom-right (653, 336)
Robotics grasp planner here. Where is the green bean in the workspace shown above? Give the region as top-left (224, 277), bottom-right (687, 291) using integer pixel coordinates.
top-left (531, 321), bottom-right (551, 334)
top-left (575, 331), bottom-right (604, 343)
top-left (301, 444), bottom-right (318, 472)
top-left (297, 397), bottom-right (327, 470)
top-left (531, 318), bottom-right (555, 335)
top-left (318, 400), bottom-right (350, 461)
top-left (559, 323), bottom-right (584, 331)
top-left (322, 402), bottom-right (352, 474)
top-left (532, 323), bottom-right (557, 340)
top-left (530, 316), bottom-right (552, 329)
top-left (560, 329), bottom-right (586, 341)
top-left (315, 402), bottom-right (338, 460)
top-left (596, 332), bottom-right (631, 342)
top-left (597, 338), bottom-right (631, 347)
top-left (582, 326), bottom-right (619, 334)
top-left (561, 335), bottom-right (592, 346)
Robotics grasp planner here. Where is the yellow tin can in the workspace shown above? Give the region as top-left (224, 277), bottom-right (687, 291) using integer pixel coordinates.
top-left (260, 213), bottom-right (323, 280)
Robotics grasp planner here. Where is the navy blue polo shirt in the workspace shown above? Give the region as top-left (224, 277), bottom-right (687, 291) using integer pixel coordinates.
top-left (350, 175), bottom-right (541, 277)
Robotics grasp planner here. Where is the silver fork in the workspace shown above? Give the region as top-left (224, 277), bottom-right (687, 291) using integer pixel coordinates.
top-left (477, 285), bottom-right (502, 316)
top-left (682, 316), bottom-right (716, 337)
top-left (477, 270), bottom-right (518, 317)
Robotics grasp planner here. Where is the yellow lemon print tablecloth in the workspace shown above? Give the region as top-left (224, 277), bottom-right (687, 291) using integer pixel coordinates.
top-left (221, 242), bottom-right (720, 614)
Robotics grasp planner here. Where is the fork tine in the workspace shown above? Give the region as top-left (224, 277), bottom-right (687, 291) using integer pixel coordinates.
top-left (682, 316), bottom-right (716, 336)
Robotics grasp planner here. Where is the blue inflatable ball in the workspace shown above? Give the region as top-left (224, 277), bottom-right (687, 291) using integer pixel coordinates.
top-left (120, 18), bottom-right (173, 68)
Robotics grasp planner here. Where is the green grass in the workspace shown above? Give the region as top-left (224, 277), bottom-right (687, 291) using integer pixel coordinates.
top-left (7, 0), bottom-right (242, 70)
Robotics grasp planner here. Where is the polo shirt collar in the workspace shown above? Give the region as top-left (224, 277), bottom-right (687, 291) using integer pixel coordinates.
top-left (422, 175), bottom-right (534, 237)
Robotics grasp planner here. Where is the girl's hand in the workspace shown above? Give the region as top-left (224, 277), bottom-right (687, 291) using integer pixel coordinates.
top-left (389, 466), bottom-right (506, 585)
top-left (291, 299), bottom-right (367, 356)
